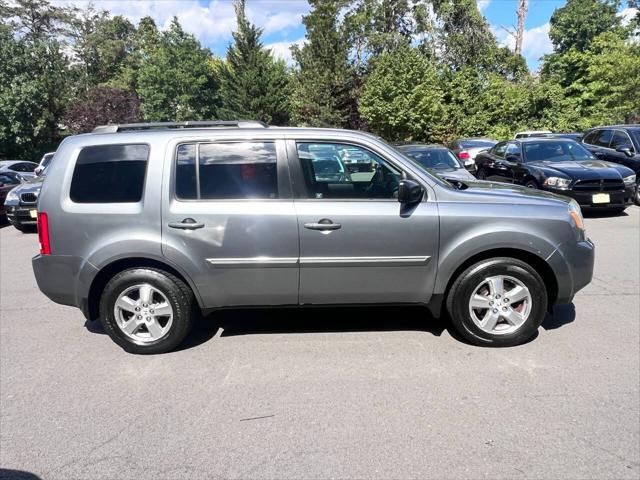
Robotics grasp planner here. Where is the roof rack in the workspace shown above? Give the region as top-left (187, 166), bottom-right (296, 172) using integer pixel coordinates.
top-left (92, 120), bottom-right (268, 133)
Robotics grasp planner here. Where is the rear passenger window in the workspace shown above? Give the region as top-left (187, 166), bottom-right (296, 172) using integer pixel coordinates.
top-left (175, 142), bottom-right (278, 200)
top-left (70, 144), bottom-right (149, 203)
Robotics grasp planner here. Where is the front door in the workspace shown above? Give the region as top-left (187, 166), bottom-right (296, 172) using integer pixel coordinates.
top-left (288, 140), bottom-right (439, 305)
top-left (162, 138), bottom-right (299, 307)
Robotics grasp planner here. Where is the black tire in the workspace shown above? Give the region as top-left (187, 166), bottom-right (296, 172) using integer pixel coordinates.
top-left (524, 179), bottom-right (538, 189)
top-left (99, 267), bottom-right (195, 354)
top-left (446, 257), bottom-right (548, 347)
top-left (476, 168), bottom-right (487, 180)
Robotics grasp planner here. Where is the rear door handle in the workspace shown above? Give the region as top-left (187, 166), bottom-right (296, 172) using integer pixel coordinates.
top-left (168, 218), bottom-right (204, 230)
top-left (304, 219), bottom-right (342, 231)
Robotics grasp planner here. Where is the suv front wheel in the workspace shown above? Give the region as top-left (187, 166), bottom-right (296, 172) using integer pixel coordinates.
top-left (99, 268), bottom-right (195, 354)
top-left (446, 257), bottom-right (547, 347)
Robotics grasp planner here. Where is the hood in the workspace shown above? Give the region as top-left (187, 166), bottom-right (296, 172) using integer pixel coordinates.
top-left (436, 168), bottom-right (476, 182)
top-left (457, 179), bottom-right (571, 206)
top-left (528, 159), bottom-right (630, 180)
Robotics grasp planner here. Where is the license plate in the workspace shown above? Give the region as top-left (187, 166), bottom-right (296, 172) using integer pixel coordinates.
top-left (29, 209), bottom-right (37, 219)
top-left (592, 193), bottom-right (610, 204)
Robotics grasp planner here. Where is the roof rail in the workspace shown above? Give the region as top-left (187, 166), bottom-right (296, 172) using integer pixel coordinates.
top-left (92, 120), bottom-right (268, 133)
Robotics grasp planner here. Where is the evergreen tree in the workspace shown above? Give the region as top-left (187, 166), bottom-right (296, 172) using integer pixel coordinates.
top-left (291, 0), bottom-right (354, 127)
top-left (218, 0), bottom-right (290, 125)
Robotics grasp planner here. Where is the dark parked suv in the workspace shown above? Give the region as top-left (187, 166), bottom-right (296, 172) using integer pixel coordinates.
top-left (32, 121), bottom-right (594, 354)
top-left (581, 125), bottom-right (640, 205)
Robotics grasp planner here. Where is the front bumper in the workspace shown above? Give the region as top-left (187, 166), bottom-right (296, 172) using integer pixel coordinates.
top-left (547, 238), bottom-right (595, 305)
top-left (543, 186), bottom-right (635, 209)
top-left (5, 204), bottom-right (38, 226)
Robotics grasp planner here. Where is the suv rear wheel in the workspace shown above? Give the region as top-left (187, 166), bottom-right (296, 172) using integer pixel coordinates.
top-left (446, 257), bottom-right (547, 347)
top-left (99, 268), bottom-right (195, 354)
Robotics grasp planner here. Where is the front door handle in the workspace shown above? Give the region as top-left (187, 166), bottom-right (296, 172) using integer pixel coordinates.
top-left (168, 218), bottom-right (205, 230)
top-left (304, 218), bottom-right (342, 231)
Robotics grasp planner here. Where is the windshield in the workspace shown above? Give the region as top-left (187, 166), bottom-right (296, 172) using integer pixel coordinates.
top-left (377, 140), bottom-right (454, 188)
top-left (401, 147), bottom-right (462, 170)
top-left (523, 140), bottom-right (595, 163)
top-left (460, 139), bottom-right (496, 148)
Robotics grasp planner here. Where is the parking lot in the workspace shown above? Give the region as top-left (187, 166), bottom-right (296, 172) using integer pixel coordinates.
top-left (0, 208), bottom-right (638, 479)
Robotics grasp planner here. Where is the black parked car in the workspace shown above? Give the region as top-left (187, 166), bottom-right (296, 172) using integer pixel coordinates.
top-left (396, 144), bottom-right (476, 183)
top-left (581, 125), bottom-right (640, 205)
top-left (475, 138), bottom-right (636, 212)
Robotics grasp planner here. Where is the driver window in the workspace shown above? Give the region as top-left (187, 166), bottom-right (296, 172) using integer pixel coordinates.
top-left (505, 143), bottom-right (521, 159)
top-left (492, 143), bottom-right (507, 158)
top-left (296, 142), bottom-right (403, 199)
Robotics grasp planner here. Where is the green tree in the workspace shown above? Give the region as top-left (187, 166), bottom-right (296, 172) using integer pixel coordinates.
top-left (291, 0), bottom-right (354, 127)
top-left (548, 0), bottom-right (620, 53)
top-left (218, 0), bottom-right (290, 125)
top-left (70, 8), bottom-right (136, 90)
top-left (136, 18), bottom-right (220, 121)
top-left (0, 24), bottom-right (69, 160)
top-left (359, 45), bottom-right (446, 141)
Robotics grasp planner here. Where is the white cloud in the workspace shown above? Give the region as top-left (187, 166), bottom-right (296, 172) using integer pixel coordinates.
top-left (265, 37), bottom-right (305, 65)
top-left (494, 22), bottom-right (553, 69)
top-left (619, 7), bottom-right (638, 26)
top-left (477, 0), bottom-right (490, 13)
top-left (53, 0), bottom-right (309, 46)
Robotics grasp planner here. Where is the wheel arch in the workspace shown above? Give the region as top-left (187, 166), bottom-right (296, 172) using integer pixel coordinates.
top-left (440, 248), bottom-right (558, 314)
top-left (85, 256), bottom-right (203, 321)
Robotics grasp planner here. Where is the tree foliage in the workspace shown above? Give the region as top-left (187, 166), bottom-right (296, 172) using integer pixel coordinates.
top-left (218, 0), bottom-right (290, 124)
top-left (136, 18), bottom-right (220, 121)
top-left (291, 0), bottom-right (355, 127)
top-left (63, 86), bottom-right (142, 134)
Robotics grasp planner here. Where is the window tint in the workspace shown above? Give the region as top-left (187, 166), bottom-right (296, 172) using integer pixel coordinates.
top-left (611, 131), bottom-right (634, 151)
top-left (10, 162), bottom-right (35, 172)
top-left (297, 142), bottom-right (402, 199)
top-left (523, 141), bottom-right (594, 163)
top-left (582, 130), bottom-right (598, 145)
top-left (0, 174), bottom-right (19, 184)
top-left (492, 143), bottom-right (507, 158)
top-left (70, 144), bottom-right (149, 203)
top-left (594, 129), bottom-right (613, 148)
top-left (175, 142), bottom-right (278, 200)
top-left (506, 143), bottom-right (521, 157)
top-left (402, 148), bottom-right (460, 169)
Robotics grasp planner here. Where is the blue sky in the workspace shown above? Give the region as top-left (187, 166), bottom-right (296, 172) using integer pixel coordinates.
top-left (56, 0), bottom-right (636, 71)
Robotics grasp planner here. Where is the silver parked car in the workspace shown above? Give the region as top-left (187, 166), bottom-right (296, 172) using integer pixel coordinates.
top-left (32, 121), bottom-right (595, 354)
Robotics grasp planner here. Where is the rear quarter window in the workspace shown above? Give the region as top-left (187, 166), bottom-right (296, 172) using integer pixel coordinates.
top-left (70, 144), bottom-right (149, 203)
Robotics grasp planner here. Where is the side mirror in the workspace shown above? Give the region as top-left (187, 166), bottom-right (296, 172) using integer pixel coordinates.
top-left (616, 146), bottom-right (634, 158)
top-left (398, 179), bottom-right (424, 204)
top-left (34, 166), bottom-right (43, 176)
top-left (505, 154), bottom-right (520, 162)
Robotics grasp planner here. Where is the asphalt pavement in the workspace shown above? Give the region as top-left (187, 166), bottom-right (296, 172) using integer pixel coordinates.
top-left (1, 208), bottom-right (639, 479)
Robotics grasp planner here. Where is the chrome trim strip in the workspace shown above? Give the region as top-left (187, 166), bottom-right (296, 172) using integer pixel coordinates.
top-left (206, 256), bottom-right (431, 267)
top-left (206, 257), bottom-right (298, 267)
top-left (300, 256), bottom-right (430, 266)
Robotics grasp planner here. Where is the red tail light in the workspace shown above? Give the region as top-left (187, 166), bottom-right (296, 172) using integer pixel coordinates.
top-left (457, 151), bottom-right (470, 160)
top-left (37, 212), bottom-right (51, 255)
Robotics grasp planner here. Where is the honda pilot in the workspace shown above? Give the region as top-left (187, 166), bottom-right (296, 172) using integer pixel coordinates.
top-left (32, 121), bottom-right (595, 354)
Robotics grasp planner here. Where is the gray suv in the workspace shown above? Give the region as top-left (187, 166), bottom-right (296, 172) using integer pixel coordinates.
top-left (32, 121), bottom-right (595, 354)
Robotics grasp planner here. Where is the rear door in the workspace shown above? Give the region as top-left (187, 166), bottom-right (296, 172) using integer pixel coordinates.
top-left (161, 136), bottom-right (300, 308)
top-left (287, 139), bottom-right (439, 305)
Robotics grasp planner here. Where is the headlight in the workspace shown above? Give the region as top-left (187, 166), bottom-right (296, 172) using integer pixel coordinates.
top-left (623, 174), bottom-right (636, 186)
top-left (5, 188), bottom-right (19, 203)
top-left (543, 176), bottom-right (572, 190)
top-left (568, 199), bottom-right (585, 232)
